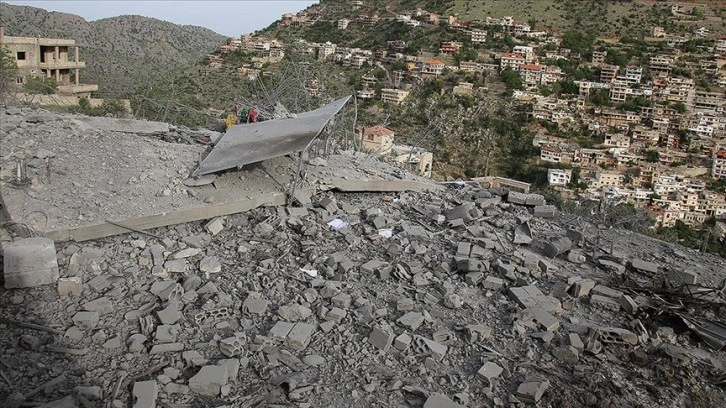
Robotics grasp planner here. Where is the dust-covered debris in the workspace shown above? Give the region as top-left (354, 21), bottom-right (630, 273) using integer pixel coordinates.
top-left (1, 107), bottom-right (725, 408)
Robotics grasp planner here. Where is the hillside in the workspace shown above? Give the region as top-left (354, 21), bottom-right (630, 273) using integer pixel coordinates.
top-left (0, 2), bottom-right (227, 95)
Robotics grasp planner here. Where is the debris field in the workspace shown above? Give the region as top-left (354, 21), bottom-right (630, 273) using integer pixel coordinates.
top-left (0, 107), bottom-right (725, 408)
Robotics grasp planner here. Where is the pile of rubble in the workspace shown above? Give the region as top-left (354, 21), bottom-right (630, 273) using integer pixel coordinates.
top-left (1, 183), bottom-right (725, 407)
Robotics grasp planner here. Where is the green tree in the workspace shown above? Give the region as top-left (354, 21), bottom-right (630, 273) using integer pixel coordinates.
top-left (0, 46), bottom-right (18, 97)
top-left (24, 76), bottom-right (58, 94)
top-left (500, 67), bottom-right (523, 93)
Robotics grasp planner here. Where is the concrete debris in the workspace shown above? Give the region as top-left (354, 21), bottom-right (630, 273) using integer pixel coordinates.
top-left (3, 237), bottom-right (59, 289)
top-left (189, 365), bottom-right (228, 396)
top-left (1, 108), bottom-right (723, 407)
top-left (543, 237), bottom-right (573, 258)
top-left (424, 393), bottom-right (464, 408)
top-left (516, 377), bottom-right (550, 404)
top-left (132, 380), bottom-right (158, 408)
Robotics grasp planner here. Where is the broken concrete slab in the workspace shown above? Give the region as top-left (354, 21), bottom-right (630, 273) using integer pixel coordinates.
top-left (424, 393), bottom-right (464, 408)
top-left (397, 312), bottom-right (425, 331)
top-left (513, 221), bottom-right (533, 245)
top-left (543, 237), bottom-right (573, 258)
top-left (368, 325), bottom-right (394, 351)
top-left (189, 365), bottom-right (228, 397)
top-left (132, 380), bottom-right (158, 408)
top-left (477, 362), bottom-right (503, 381)
top-left (72, 116), bottom-right (169, 135)
top-left (667, 269), bottom-right (698, 285)
top-left (516, 377), bottom-right (550, 404)
top-left (508, 285), bottom-right (562, 314)
top-left (630, 259), bottom-right (658, 274)
top-left (285, 323), bottom-right (315, 351)
top-left (3, 237), bottom-right (59, 289)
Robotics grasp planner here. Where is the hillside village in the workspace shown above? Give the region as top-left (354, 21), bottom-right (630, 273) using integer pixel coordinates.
top-left (194, 1), bottom-right (726, 240)
top-left (2, 2), bottom-right (726, 408)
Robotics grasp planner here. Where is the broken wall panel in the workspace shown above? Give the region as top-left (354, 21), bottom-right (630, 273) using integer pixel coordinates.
top-left (192, 96), bottom-right (351, 176)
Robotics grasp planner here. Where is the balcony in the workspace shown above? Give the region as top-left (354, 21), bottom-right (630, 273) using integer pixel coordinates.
top-left (58, 83), bottom-right (98, 95)
top-left (38, 61), bottom-right (86, 69)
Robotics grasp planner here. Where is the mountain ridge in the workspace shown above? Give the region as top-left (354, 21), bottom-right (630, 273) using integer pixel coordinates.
top-left (0, 2), bottom-right (227, 95)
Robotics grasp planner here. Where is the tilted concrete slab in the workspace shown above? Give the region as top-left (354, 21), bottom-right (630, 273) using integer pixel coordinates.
top-left (193, 96), bottom-right (351, 176)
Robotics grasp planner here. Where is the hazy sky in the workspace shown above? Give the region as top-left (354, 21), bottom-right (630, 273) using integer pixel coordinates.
top-left (4, 0), bottom-right (318, 36)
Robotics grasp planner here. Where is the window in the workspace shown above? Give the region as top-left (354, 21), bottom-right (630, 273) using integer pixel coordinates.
top-left (366, 134), bottom-right (375, 141)
top-left (16, 51), bottom-right (26, 60)
top-left (16, 76), bottom-right (25, 84)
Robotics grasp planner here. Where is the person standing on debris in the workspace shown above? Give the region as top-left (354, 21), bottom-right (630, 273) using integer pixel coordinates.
top-left (225, 113), bottom-right (236, 130)
top-left (240, 106), bottom-right (248, 124)
top-left (248, 107), bottom-right (258, 123)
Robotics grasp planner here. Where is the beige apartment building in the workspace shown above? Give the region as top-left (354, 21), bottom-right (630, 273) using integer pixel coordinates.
top-left (0, 25), bottom-right (97, 97)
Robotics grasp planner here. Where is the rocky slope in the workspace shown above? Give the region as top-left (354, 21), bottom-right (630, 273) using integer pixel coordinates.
top-left (0, 3), bottom-right (227, 95)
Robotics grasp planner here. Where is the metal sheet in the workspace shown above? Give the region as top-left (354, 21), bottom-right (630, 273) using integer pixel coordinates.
top-left (193, 96), bottom-right (351, 176)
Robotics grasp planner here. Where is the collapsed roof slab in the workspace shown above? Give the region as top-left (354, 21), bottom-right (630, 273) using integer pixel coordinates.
top-left (192, 96), bottom-right (351, 177)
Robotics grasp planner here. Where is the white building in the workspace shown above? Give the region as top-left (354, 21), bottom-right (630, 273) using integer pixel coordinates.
top-left (548, 169), bottom-right (572, 186)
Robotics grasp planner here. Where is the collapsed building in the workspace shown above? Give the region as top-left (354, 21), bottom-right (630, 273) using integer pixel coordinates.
top-left (0, 103), bottom-right (725, 407)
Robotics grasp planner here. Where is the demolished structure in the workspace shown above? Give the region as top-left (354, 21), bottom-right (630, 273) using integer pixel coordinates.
top-left (0, 106), bottom-right (725, 407)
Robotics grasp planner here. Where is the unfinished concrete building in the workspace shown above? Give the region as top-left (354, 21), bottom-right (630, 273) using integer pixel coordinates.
top-left (0, 25), bottom-right (98, 97)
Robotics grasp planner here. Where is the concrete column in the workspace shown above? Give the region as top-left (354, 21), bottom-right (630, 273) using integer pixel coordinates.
top-left (75, 47), bottom-right (79, 84)
top-left (55, 69), bottom-right (59, 82)
top-left (54, 46), bottom-right (59, 61)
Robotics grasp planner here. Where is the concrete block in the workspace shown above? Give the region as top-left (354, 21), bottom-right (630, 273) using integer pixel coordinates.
top-left (631, 259), bottom-right (658, 274)
top-left (533, 205), bottom-right (556, 218)
top-left (507, 191), bottom-right (527, 205)
top-left (217, 359), bottom-right (240, 383)
top-left (72, 311), bottom-right (99, 330)
top-left (565, 229), bottom-right (584, 245)
top-left (619, 294), bottom-right (638, 314)
top-left (508, 285), bottom-right (562, 313)
top-left (204, 217), bottom-right (224, 236)
top-left (590, 294), bottom-right (621, 311)
top-left (538, 259), bottom-right (557, 274)
top-left (457, 258), bottom-right (486, 273)
top-left (591, 285), bottom-right (623, 299)
top-left (516, 378), bottom-right (549, 404)
top-left (596, 327), bottom-right (638, 345)
top-left (667, 269), bottom-right (698, 285)
top-left (360, 259), bottom-right (387, 274)
top-left (567, 250), bottom-right (586, 264)
top-left (552, 345), bottom-right (579, 364)
top-left (525, 194), bottom-right (546, 206)
top-left (569, 279), bottom-right (596, 297)
top-left (368, 325), bottom-right (394, 351)
top-left (424, 393), bottom-right (464, 408)
top-left (543, 237), bottom-right (572, 258)
top-left (568, 333), bottom-right (584, 351)
top-left (414, 336), bottom-right (448, 361)
top-left (132, 380), bottom-right (158, 408)
top-left (598, 259), bottom-right (625, 274)
top-left (149, 343), bottom-right (184, 355)
top-left (521, 307), bottom-right (560, 332)
top-left (285, 323), bottom-right (315, 351)
top-left (477, 362), bottom-right (503, 381)
top-left (397, 312), bottom-right (425, 331)
top-left (267, 321), bottom-right (295, 341)
top-left (465, 272), bottom-right (484, 285)
top-left (3, 237), bottom-right (59, 289)
top-left (317, 197), bottom-right (338, 213)
top-left (331, 293), bottom-right (352, 309)
top-left (57, 277), bottom-right (82, 297)
top-left (466, 325), bottom-right (492, 342)
top-left (483, 276), bottom-right (505, 291)
top-left (394, 332), bottom-right (412, 351)
top-left (189, 365), bottom-right (228, 397)
top-left (82, 296), bottom-right (114, 315)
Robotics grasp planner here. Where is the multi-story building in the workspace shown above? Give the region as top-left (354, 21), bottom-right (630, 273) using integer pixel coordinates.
top-left (338, 19), bottom-right (350, 30)
top-left (592, 51), bottom-right (607, 64)
top-left (468, 29), bottom-right (487, 44)
top-left (604, 133), bottom-right (631, 148)
top-left (421, 59), bottom-right (445, 77)
top-left (650, 55), bottom-right (673, 77)
top-left (713, 150), bottom-right (726, 179)
top-left (600, 64), bottom-right (619, 83)
top-left (547, 168), bottom-right (572, 186)
top-left (499, 53), bottom-right (526, 70)
top-left (380, 88), bottom-right (409, 105)
top-left (0, 26), bottom-right (98, 97)
top-left (316, 42), bottom-right (336, 61)
top-left (439, 41), bottom-right (462, 56)
top-left (361, 125), bottom-right (394, 154)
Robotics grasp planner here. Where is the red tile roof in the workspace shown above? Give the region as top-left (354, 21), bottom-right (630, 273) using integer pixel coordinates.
top-left (365, 125), bottom-right (395, 137)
